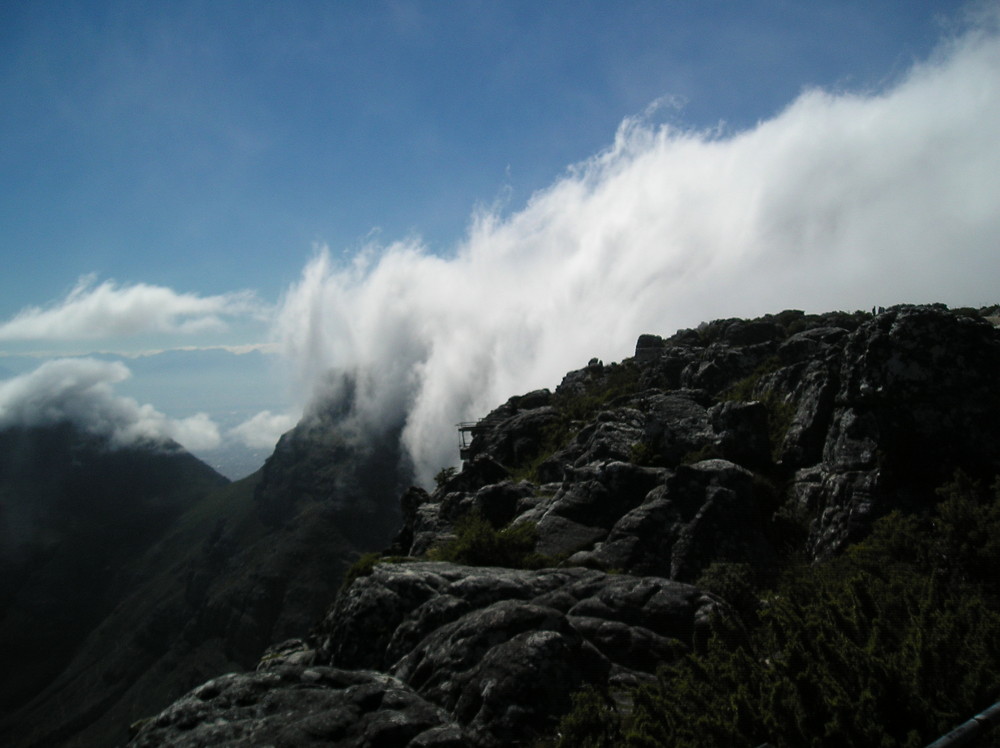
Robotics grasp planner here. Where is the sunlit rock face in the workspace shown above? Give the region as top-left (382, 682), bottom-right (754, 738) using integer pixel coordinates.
top-left (128, 666), bottom-right (469, 748)
top-left (133, 563), bottom-right (721, 748)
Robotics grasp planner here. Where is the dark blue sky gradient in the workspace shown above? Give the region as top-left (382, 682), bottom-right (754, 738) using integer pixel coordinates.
top-left (0, 1), bottom-right (968, 317)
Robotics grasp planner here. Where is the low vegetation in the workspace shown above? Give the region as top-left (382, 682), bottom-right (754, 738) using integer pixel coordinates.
top-left (545, 471), bottom-right (1000, 747)
top-left (434, 466), bottom-right (458, 488)
top-left (340, 512), bottom-right (565, 593)
top-left (427, 512), bottom-right (558, 570)
top-left (339, 551), bottom-right (386, 592)
top-left (551, 361), bottom-right (641, 422)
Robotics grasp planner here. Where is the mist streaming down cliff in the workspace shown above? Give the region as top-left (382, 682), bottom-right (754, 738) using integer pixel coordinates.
top-left (275, 15), bottom-right (1000, 485)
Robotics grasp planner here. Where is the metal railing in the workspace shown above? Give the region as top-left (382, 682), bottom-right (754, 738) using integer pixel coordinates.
top-left (456, 421), bottom-right (482, 459)
top-left (925, 701), bottom-right (1000, 748)
top-left (752, 700), bottom-right (1000, 748)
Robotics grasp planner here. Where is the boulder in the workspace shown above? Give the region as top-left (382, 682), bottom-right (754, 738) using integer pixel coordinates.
top-left (129, 667), bottom-right (469, 748)
top-left (312, 562), bottom-right (724, 746)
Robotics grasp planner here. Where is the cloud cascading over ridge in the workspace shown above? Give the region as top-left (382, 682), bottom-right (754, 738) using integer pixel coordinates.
top-left (0, 358), bottom-right (221, 451)
top-left (274, 15), bottom-right (1000, 487)
top-left (0, 275), bottom-right (262, 341)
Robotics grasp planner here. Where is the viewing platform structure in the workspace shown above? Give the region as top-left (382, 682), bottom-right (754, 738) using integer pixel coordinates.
top-left (456, 421), bottom-right (482, 460)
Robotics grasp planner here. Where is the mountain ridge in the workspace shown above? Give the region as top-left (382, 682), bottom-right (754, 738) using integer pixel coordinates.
top-left (0, 397), bottom-right (410, 747)
top-left (4, 303), bottom-right (1000, 746)
top-left (127, 302), bottom-right (1000, 747)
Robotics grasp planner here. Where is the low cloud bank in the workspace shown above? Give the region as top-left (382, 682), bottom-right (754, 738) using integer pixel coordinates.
top-left (0, 358), bottom-right (221, 451)
top-left (275, 15), bottom-right (1000, 486)
top-left (228, 410), bottom-right (299, 449)
top-left (0, 275), bottom-right (262, 341)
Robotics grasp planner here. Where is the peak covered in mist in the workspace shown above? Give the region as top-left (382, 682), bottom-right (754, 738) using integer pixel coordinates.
top-left (0, 351), bottom-right (297, 480)
top-left (0, 393), bottom-right (407, 746)
top-left (0, 358), bottom-right (221, 451)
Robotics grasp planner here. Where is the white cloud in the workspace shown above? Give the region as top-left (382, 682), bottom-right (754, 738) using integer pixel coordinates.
top-left (228, 409), bottom-right (299, 450)
top-left (0, 358), bottom-right (221, 451)
top-left (164, 411), bottom-right (223, 452)
top-left (274, 15), bottom-right (1000, 486)
top-left (0, 275), bottom-right (263, 341)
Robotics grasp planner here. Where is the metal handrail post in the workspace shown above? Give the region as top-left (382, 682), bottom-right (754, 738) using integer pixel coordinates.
top-left (925, 701), bottom-right (1000, 748)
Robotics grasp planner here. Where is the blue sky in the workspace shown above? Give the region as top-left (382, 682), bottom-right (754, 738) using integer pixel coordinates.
top-left (2, 1), bottom-right (999, 480)
top-left (1, 1), bottom-right (961, 323)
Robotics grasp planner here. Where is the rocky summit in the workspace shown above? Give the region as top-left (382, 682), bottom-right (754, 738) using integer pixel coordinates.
top-left (38, 304), bottom-right (1000, 746)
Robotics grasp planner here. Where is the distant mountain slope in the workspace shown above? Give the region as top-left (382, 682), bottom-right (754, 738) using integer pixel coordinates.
top-left (0, 423), bottom-right (229, 712)
top-left (0, 395), bottom-right (411, 747)
top-left (0, 347), bottom-right (292, 480)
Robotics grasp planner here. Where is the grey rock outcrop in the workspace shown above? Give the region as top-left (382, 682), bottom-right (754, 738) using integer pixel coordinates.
top-left (129, 667), bottom-right (469, 748)
top-left (134, 563), bottom-right (723, 747)
top-left (438, 304), bottom-right (1000, 564)
top-left (130, 304), bottom-right (1000, 747)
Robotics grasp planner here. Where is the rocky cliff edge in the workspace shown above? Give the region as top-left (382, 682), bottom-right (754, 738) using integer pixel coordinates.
top-left (129, 304), bottom-right (1000, 747)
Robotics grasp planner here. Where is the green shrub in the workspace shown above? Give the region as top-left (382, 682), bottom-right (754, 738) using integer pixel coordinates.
top-left (678, 442), bottom-right (724, 465)
top-left (434, 466), bottom-right (458, 489)
top-left (546, 473), bottom-right (1000, 747)
top-left (629, 440), bottom-right (670, 467)
top-left (340, 551), bottom-right (383, 592)
top-left (722, 356), bottom-right (782, 402)
top-left (719, 357), bottom-right (797, 461)
top-left (506, 363), bottom-right (644, 481)
top-left (538, 686), bottom-right (623, 748)
top-left (553, 362), bottom-right (641, 422)
top-left (427, 513), bottom-right (554, 569)
top-left (509, 418), bottom-right (580, 482)
top-left (696, 561), bottom-right (761, 628)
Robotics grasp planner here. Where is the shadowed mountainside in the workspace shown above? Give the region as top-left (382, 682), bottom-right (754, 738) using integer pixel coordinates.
top-left (0, 396), bottom-right (411, 747)
top-left (0, 424), bottom-right (229, 713)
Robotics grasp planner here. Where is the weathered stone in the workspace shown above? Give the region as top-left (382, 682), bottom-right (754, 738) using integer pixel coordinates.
top-left (721, 319), bottom-right (781, 346)
top-left (634, 333), bottom-right (665, 361)
top-left (129, 667), bottom-right (469, 747)
top-left (515, 388), bottom-right (553, 410)
top-left (392, 600), bottom-right (607, 743)
top-left (441, 455), bottom-right (510, 493)
top-left (641, 392), bottom-right (716, 464)
top-left (471, 480), bottom-right (536, 528)
top-left (771, 359), bottom-right (838, 468)
top-left (312, 562), bottom-right (722, 746)
top-left (533, 463), bottom-right (666, 556)
top-left (777, 326), bottom-right (848, 364)
top-left (462, 407), bottom-right (562, 469)
top-left (569, 460), bottom-right (773, 581)
top-left (710, 399), bottom-right (771, 469)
